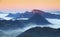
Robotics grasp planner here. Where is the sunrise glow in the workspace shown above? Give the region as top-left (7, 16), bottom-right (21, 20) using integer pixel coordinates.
top-left (0, 0), bottom-right (60, 11)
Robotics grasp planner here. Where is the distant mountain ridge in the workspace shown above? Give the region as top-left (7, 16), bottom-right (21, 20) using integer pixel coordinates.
top-left (0, 10), bottom-right (51, 30)
top-left (6, 9), bottom-right (60, 20)
top-left (6, 13), bottom-right (21, 17)
top-left (31, 9), bottom-right (60, 19)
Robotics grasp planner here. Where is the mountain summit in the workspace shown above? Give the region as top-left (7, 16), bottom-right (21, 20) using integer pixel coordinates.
top-left (28, 11), bottom-right (51, 25)
top-left (32, 9), bottom-right (44, 14)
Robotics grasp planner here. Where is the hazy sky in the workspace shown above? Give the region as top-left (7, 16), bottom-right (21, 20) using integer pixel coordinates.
top-left (0, 0), bottom-right (60, 12)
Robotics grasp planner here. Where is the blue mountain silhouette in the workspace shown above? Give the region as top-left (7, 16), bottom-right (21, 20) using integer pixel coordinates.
top-left (26, 12), bottom-right (51, 25)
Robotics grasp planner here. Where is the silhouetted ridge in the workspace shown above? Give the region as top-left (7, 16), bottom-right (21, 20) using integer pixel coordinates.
top-left (0, 20), bottom-right (26, 30)
top-left (17, 27), bottom-right (60, 37)
top-left (32, 9), bottom-right (60, 19)
top-left (6, 13), bottom-right (21, 18)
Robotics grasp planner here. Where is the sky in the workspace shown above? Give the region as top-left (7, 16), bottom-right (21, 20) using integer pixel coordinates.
top-left (0, 0), bottom-right (60, 13)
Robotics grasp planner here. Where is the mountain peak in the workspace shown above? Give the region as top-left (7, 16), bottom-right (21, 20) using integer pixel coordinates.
top-left (32, 9), bottom-right (44, 14)
top-left (28, 12), bottom-right (51, 25)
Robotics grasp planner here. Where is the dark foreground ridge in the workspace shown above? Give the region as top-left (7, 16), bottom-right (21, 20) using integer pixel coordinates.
top-left (17, 27), bottom-right (60, 37)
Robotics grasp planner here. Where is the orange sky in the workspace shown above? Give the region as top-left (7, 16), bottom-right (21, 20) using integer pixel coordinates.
top-left (0, 0), bottom-right (60, 11)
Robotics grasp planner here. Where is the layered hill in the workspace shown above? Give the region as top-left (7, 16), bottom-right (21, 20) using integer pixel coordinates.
top-left (17, 27), bottom-right (60, 37)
